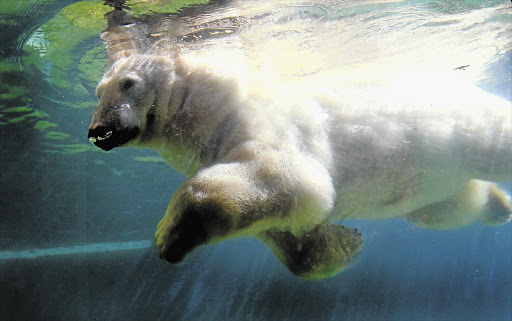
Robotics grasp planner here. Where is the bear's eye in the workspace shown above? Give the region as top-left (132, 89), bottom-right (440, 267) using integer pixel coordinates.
top-left (120, 78), bottom-right (136, 92)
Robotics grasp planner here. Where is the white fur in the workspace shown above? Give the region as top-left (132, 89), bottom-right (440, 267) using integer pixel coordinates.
top-left (90, 2), bottom-right (512, 279)
top-left (93, 52), bottom-right (511, 238)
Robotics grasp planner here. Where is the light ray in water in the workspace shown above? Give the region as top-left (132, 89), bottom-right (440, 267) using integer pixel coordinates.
top-left (0, 240), bottom-right (153, 260)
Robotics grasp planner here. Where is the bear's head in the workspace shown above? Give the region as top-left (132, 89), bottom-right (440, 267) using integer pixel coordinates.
top-left (88, 54), bottom-right (176, 151)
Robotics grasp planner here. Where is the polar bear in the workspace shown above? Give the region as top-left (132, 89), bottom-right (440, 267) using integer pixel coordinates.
top-left (88, 6), bottom-right (511, 280)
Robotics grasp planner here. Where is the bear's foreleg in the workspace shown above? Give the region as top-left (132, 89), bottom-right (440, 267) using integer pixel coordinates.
top-left (155, 161), bottom-right (292, 263)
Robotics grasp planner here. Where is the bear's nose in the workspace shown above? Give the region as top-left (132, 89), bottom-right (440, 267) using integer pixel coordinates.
top-left (88, 123), bottom-right (139, 151)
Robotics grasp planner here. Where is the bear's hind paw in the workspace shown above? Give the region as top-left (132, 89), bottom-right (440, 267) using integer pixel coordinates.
top-left (483, 185), bottom-right (512, 226)
top-left (260, 224), bottom-right (363, 280)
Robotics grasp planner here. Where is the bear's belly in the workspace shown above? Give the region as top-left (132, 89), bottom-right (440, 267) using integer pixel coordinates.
top-left (332, 169), bottom-right (468, 220)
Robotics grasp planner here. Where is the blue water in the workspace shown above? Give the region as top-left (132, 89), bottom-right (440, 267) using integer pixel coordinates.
top-left (1, 1), bottom-right (511, 320)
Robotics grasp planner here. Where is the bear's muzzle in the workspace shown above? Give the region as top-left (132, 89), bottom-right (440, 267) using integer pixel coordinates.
top-left (88, 103), bottom-right (140, 151)
top-left (88, 124), bottom-right (139, 151)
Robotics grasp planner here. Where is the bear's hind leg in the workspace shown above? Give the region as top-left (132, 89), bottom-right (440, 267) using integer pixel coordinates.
top-left (259, 224), bottom-right (363, 280)
top-left (405, 179), bottom-right (511, 229)
top-left (482, 184), bottom-right (512, 226)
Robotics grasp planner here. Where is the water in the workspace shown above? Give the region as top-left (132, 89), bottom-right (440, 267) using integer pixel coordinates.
top-left (0, 1), bottom-right (511, 320)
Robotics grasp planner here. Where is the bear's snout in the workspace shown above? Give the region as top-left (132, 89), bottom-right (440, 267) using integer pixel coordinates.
top-left (88, 103), bottom-right (140, 151)
top-left (88, 122), bottom-right (139, 151)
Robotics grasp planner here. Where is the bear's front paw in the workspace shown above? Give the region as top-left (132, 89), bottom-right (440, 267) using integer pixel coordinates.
top-left (155, 189), bottom-right (235, 264)
top-left (155, 163), bottom-right (271, 263)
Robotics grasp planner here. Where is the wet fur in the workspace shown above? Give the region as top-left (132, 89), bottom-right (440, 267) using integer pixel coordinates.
top-left (90, 51), bottom-right (511, 280)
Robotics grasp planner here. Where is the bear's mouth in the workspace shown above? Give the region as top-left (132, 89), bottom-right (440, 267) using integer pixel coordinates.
top-left (88, 125), bottom-right (139, 151)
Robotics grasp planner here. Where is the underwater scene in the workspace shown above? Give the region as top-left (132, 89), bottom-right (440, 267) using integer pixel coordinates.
top-left (0, 0), bottom-right (511, 320)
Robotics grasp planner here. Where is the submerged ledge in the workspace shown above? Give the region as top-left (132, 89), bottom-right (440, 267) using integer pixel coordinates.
top-left (0, 240), bottom-right (153, 260)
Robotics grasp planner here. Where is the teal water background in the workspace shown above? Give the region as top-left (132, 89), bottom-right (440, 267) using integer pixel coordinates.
top-left (0, 1), bottom-right (511, 320)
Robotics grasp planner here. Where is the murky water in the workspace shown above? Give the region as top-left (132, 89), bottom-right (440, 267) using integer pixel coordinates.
top-left (1, 1), bottom-right (511, 320)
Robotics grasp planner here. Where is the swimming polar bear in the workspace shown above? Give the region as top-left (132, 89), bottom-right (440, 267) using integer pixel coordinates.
top-left (88, 7), bottom-right (511, 280)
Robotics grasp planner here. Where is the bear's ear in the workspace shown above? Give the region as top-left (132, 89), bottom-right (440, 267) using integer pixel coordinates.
top-left (100, 7), bottom-right (184, 65)
top-left (101, 9), bottom-right (144, 63)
